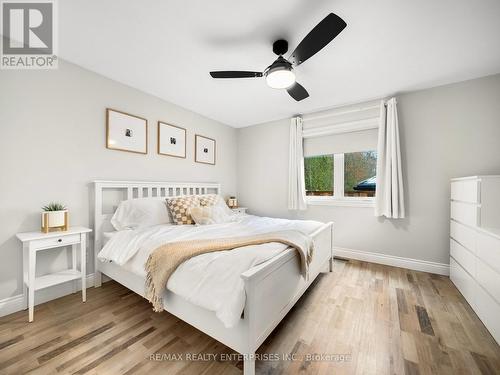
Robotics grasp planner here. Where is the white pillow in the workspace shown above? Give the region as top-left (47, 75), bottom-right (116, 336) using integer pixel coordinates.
top-left (190, 205), bottom-right (233, 225)
top-left (111, 198), bottom-right (171, 230)
top-left (102, 231), bottom-right (117, 246)
top-left (199, 194), bottom-right (234, 216)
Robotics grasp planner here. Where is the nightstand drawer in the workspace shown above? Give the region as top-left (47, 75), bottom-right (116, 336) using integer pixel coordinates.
top-left (232, 207), bottom-right (247, 214)
top-left (32, 234), bottom-right (81, 250)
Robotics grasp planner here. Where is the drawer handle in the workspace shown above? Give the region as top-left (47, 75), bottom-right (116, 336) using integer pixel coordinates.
top-left (57, 239), bottom-right (62, 243)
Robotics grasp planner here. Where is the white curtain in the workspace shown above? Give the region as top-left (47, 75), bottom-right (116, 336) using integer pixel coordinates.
top-left (288, 116), bottom-right (307, 210)
top-left (375, 98), bottom-right (405, 218)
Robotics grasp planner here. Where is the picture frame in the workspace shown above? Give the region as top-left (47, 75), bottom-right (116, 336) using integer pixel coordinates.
top-left (157, 121), bottom-right (187, 158)
top-left (195, 134), bottom-right (216, 165)
top-left (106, 108), bottom-right (148, 154)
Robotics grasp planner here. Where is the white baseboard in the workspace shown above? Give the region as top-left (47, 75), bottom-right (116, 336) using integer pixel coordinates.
top-left (0, 294), bottom-right (25, 318)
top-left (0, 273), bottom-right (95, 318)
top-left (334, 247), bottom-right (450, 276)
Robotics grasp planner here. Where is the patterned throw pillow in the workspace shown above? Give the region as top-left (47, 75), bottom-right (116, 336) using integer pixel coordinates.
top-left (199, 194), bottom-right (220, 206)
top-left (166, 195), bottom-right (200, 225)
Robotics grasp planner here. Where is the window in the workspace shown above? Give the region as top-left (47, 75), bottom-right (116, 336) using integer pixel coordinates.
top-left (304, 155), bottom-right (334, 196)
top-left (301, 99), bottom-right (381, 206)
top-left (304, 151), bottom-right (377, 205)
top-left (344, 151), bottom-right (377, 198)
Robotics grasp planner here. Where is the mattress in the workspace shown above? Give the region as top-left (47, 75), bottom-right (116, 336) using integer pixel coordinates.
top-left (98, 214), bottom-right (323, 327)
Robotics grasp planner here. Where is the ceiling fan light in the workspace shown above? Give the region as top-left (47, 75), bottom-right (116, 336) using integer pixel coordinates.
top-left (265, 67), bottom-right (296, 89)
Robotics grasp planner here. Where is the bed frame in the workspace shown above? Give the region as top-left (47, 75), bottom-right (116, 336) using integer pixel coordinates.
top-left (93, 180), bottom-right (334, 374)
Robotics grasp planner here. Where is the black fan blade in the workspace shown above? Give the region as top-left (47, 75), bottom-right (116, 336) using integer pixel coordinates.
top-left (210, 71), bottom-right (263, 78)
top-left (289, 13), bottom-right (347, 66)
top-left (287, 82), bottom-right (309, 101)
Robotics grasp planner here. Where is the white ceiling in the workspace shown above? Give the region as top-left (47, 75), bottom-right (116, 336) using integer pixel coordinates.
top-left (59, 0), bottom-right (500, 127)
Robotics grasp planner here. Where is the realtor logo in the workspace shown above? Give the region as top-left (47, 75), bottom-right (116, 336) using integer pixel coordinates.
top-left (1, 0), bottom-right (58, 69)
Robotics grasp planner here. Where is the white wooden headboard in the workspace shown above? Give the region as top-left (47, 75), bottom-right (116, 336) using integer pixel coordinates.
top-left (93, 180), bottom-right (221, 255)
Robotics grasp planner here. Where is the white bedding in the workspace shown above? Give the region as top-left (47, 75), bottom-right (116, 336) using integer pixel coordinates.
top-left (98, 215), bottom-right (323, 327)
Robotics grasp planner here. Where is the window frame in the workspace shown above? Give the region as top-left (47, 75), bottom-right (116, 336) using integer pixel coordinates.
top-left (305, 153), bottom-right (376, 208)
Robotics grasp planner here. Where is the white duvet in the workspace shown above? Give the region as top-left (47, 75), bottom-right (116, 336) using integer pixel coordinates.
top-left (98, 215), bottom-right (323, 327)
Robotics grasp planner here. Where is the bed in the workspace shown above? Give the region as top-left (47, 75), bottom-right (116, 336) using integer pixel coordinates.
top-left (93, 180), bottom-right (334, 375)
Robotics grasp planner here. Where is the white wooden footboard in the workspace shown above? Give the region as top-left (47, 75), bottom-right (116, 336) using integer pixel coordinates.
top-left (240, 222), bottom-right (334, 374)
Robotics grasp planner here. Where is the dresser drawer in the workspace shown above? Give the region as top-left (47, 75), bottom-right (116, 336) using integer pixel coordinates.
top-left (450, 257), bottom-right (476, 308)
top-left (476, 232), bottom-right (500, 274)
top-left (451, 179), bottom-right (479, 203)
top-left (450, 220), bottom-right (476, 253)
top-left (476, 257), bottom-right (500, 305)
top-left (450, 239), bottom-right (475, 277)
top-left (475, 282), bottom-right (500, 344)
top-left (31, 234), bottom-right (81, 250)
top-left (450, 201), bottom-right (479, 227)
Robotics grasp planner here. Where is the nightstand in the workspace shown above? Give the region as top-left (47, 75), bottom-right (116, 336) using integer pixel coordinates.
top-left (232, 207), bottom-right (248, 215)
top-left (16, 226), bottom-right (92, 322)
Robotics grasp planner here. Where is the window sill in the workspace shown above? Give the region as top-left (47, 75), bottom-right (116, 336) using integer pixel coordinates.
top-left (306, 197), bottom-right (375, 208)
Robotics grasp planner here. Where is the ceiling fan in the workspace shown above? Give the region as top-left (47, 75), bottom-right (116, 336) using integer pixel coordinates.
top-left (209, 13), bottom-right (347, 101)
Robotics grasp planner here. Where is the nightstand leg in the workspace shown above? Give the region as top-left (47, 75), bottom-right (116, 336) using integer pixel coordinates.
top-left (72, 244), bottom-right (77, 294)
top-left (81, 234), bottom-right (86, 302)
top-left (22, 244), bottom-right (28, 310)
top-left (28, 248), bottom-right (35, 322)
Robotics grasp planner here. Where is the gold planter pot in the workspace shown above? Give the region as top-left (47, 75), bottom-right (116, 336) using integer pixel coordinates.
top-left (41, 210), bottom-right (68, 233)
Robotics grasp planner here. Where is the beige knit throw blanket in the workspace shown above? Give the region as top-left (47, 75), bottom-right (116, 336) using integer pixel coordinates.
top-left (145, 230), bottom-right (314, 312)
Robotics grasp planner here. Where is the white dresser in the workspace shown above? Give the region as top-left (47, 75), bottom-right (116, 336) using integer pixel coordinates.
top-left (450, 176), bottom-right (500, 344)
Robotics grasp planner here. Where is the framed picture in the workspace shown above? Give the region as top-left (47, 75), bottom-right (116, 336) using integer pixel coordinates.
top-left (157, 121), bottom-right (186, 158)
top-left (195, 134), bottom-right (216, 165)
top-left (106, 108), bottom-right (148, 154)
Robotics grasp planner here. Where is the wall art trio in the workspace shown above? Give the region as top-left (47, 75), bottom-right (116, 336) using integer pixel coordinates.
top-left (106, 108), bottom-right (216, 165)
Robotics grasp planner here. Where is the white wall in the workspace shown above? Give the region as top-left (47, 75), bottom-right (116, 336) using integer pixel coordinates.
top-left (237, 74), bottom-right (500, 265)
top-left (0, 60), bottom-right (237, 300)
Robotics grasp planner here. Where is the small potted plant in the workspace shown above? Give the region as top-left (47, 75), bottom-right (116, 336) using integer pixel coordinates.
top-left (41, 202), bottom-right (68, 233)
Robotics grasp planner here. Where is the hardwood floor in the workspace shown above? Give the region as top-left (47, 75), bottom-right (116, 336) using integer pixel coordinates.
top-left (1, 259), bottom-right (499, 374)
